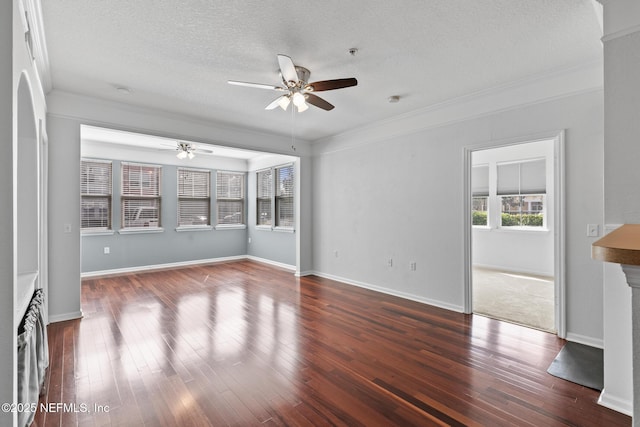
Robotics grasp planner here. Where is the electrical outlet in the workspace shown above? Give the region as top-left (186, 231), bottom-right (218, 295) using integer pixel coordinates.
top-left (387, 258), bottom-right (393, 267)
top-left (587, 224), bottom-right (599, 237)
top-left (64, 223), bottom-right (72, 233)
top-left (103, 247), bottom-right (110, 254)
top-left (410, 262), bottom-right (417, 271)
top-left (248, 237), bottom-right (252, 244)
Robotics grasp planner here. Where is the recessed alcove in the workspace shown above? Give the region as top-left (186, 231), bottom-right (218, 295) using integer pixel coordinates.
top-left (16, 74), bottom-right (39, 324)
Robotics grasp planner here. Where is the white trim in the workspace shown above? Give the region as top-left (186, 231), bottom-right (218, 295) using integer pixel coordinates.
top-left (81, 255), bottom-right (247, 278)
top-left (214, 224), bottom-right (246, 230)
top-left (313, 61), bottom-right (602, 154)
top-left (463, 131), bottom-right (566, 338)
top-left (554, 132), bottom-right (567, 339)
top-left (175, 225), bottom-right (213, 232)
top-left (81, 229), bottom-right (115, 236)
top-left (310, 271), bottom-right (464, 313)
top-left (565, 332), bottom-right (604, 349)
top-left (118, 227), bottom-right (164, 234)
top-left (273, 227), bottom-right (295, 233)
top-left (48, 310), bottom-right (83, 324)
top-left (22, 0), bottom-right (52, 93)
top-left (471, 263), bottom-right (553, 279)
top-left (601, 24), bottom-right (640, 43)
top-left (246, 255), bottom-right (295, 272)
top-left (598, 388), bottom-right (633, 416)
top-left (295, 270), bottom-right (315, 277)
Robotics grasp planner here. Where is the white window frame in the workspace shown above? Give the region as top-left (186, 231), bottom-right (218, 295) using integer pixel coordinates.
top-left (81, 159), bottom-right (113, 235)
top-left (120, 162), bottom-right (163, 233)
top-left (255, 163), bottom-right (295, 232)
top-left (256, 168), bottom-right (273, 229)
top-left (215, 171), bottom-right (246, 230)
top-left (496, 158), bottom-right (547, 230)
top-left (275, 164), bottom-right (295, 231)
top-left (176, 167), bottom-right (212, 231)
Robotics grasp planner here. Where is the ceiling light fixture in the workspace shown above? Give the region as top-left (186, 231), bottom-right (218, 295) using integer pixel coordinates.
top-left (292, 92), bottom-right (308, 112)
top-left (176, 142), bottom-right (195, 159)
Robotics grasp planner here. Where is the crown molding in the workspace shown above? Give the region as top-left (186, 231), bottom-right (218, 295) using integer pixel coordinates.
top-left (601, 24), bottom-right (640, 42)
top-left (20, 0), bottom-right (52, 93)
top-left (312, 60), bottom-right (603, 156)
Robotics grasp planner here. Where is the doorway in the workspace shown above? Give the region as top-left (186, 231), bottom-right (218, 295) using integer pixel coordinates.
top-left (464, 134), bottom-right (565, 336)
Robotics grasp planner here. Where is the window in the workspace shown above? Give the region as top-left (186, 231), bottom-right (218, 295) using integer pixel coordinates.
top-left (256, 168), bottom-right (272, 226)
top-left (497, 158), bottom-right (545, 228)
top-left (121, 162), bottom-right (162, 229)
top-left (81, 159), bottom-right (112, 231)
top-left (471, 164), bottom-right (489, 226)
top-left (275, 164), bottom-right (294, 228)
top-left (177, 168), bottom-right (210, 227)
top-left (216, 171), bottom-right (245, 225)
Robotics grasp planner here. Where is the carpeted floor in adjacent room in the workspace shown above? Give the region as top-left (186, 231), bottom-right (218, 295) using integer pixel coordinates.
top-left (473, 266), bottom-right (555, 333)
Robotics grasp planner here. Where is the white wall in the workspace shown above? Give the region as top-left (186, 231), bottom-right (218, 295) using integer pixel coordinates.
top-left (2, 2), bottom-right (49, 425)
top-left (598, 0), bottom-right (640, 414)
top-left (46, 90), bottom-right (313, 321)
top-left (472, 140), bottom-right (555, 276)
top-left (312, 88), bottom-right (605, 344)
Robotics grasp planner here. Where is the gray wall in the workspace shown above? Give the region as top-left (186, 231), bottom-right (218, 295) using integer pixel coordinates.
top-left (47, 90), bottom-right (312, 322)
top-left (81, 160), bottom-right (248, 273)
top-left (246, 156), bottom-right (297, 267)
top-left (312, 89), bottom-right (605, 344)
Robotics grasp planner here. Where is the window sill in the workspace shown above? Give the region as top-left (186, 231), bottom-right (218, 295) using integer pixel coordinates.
top-left (81, 229), bottom-right (115, 236)
top-left (274, 227), bottom-right (295, 233)
top-left (215, 224), bottom-right (247, 230)
top-left (175, 225), bottom-right (213, 232)
top-left (496, 226), bottom-right (549, 233)
top-left (118, 227), bottom-right (164, 235)
top-left (256, 225), bottom-right (273, 231)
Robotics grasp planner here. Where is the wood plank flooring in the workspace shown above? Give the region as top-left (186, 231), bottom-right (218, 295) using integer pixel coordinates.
top-left (34, 261), bottom-right (630, 426)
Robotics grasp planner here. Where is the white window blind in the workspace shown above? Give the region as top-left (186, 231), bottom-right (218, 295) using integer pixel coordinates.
top-left (178, 168), bottom-right (210, 226)
top-left (216, 171), bottom-right (245, 225)
top-left (256, 169), bottom-right (272, 226)
top-left (275, 165), bottom-right (294, 228)
top-left (121, 162), bottom-right (162, 228)
top-left (497, 158), bottom-right (546, 195)
top-left (81, 159), bottom-right (112, 230)
top-left (471, 164), bottom-right (489, 197)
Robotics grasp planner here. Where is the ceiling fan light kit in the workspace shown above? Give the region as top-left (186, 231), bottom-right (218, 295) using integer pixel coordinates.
top-left (228, 54), bottom-right (357, 113)
top-left (176, 142), bottom-right (195, 159)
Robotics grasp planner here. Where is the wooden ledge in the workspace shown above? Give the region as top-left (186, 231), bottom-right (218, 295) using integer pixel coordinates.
top-left (592, 224), bottom-right (640, 265)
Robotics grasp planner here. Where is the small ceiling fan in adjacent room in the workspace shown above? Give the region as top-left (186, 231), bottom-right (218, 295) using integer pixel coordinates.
top-left (228, 54), bottom-right (357, 112)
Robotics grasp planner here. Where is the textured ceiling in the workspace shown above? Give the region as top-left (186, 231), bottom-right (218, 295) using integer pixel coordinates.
top-left (41, 0), bottom-right (602, 142)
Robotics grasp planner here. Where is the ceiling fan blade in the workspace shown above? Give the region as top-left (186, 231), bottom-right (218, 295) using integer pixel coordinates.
top-left (306, 78), bottom-right (358, 92)
top-left (265, 95), bottom-right (287, 110)
top-left (277, 54), bottom-right (299, 84)
top-left (305, 93), bottom-right (334, 111)
top-left (228, 80), bottom-right (286, 91)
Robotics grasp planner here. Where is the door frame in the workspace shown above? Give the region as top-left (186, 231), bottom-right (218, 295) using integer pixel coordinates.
top-left (462, 130), bottom-right (566, 338)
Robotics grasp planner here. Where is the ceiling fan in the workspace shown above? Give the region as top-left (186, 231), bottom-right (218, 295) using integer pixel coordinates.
top-left (228, 54), bottom-right (357, 112)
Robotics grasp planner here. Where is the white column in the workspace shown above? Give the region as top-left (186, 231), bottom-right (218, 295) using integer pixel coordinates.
top-left (622, 265), bottom-right (640, 425)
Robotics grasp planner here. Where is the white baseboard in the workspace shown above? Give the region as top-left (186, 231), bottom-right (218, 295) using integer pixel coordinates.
top-left (245, 255), bottom-right (295, 272)
top-left (311, 271), bottom-right (464, 313)
top-left (48, 310), bottom-right (83, 324)
top-left (565, 332), bottom-right (604, 349)
top-left (472, 263), bottom-right (553, 278)
top-left (598, 388), bottom-right (633, 417)
top-left (295, 270), bottom-right (315, 277)
top-left (81, 255), bottom-right (247, 278)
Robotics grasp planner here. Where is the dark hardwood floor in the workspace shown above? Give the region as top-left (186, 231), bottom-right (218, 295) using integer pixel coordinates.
top-left (34, 260), bottom-right (630, 426)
